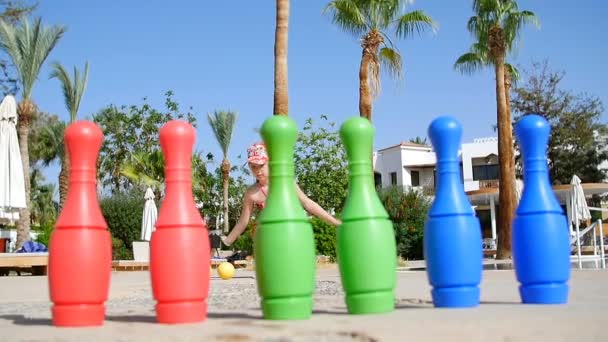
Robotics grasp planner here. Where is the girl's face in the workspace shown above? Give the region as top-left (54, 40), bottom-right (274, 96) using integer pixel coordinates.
top-left (249, 162), bottom-right (269, 183)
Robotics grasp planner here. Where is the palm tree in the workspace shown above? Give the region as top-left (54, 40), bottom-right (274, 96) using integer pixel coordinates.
top-left (465, 0), bottom-right (538, 259)
top-left (454, 43), bottom-right (521, 126)
top-left (207, 110), bottom-right (237, 233)
top-left (120, 150), bottom-right (165, 197)
top-left (120, 149), bottom-right (210, 201)
top-left (274, 0), bottom-right (289, 116)
top-left (409, 136), bottom-right (428, 145)
top-left (49, 61), bottom-right (90, 209)
top-left (0, 17), bottom-right (66, 249)
top-left (324, 0), bottom-right (436, 121)
top-left (29, 167), bottom-right (58, 226)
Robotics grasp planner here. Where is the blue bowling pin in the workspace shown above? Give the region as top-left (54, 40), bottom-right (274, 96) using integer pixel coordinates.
top-left (513, 114), bottom-right (570, 304)
top-left (424, 116), bottom-right (483, 308)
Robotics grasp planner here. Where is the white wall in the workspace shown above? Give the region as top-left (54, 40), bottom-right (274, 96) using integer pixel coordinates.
top-left (375, 137), bottom-right (498, 192)
top-left (461, 137), bottom-right (498, 191)
top-left (374, 148), bottom-right (403, 187)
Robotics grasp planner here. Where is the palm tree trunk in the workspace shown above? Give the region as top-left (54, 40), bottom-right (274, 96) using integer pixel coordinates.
top-left (359, 47), bottom-right (374, 121)
top-left (273, 0), bottom-right (289, 116)
top-left (504, 69), bottom-right (512, 123)
top-left (59, 152), bottom-right (69, 210)
top-left (15, 103), bottom-right (33, 250)
top-left (495, 58), bottom-right (516, 260)
top-left (221, 159), bottom-right (230, 233)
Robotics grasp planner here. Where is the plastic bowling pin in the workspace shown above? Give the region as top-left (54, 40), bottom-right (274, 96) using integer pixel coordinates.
top-left (338, 117), bottom-right (396, 314)
top-left (150, 120), bottom-right (210, 324)
top-left (424, 116), bottom-right (482, 307)
top-left (255, 115), bottom-right (316, 320)
top-left (513, 114), bottom-right (570, 304)
top-left (49, 121), bottom-right (111, 327)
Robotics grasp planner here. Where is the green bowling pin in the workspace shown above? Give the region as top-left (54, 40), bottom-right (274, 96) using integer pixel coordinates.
top-left (338, 116), bottom-right (396, 314)
top-left (254, 115), bottom-right (316, 320)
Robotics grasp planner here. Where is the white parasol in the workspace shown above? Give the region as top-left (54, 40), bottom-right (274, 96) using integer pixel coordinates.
top-left (0, 95), bottom-right (26, 224)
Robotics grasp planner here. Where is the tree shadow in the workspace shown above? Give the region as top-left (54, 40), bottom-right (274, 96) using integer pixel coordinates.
top-left (0, 314), bottom-right (52, 326)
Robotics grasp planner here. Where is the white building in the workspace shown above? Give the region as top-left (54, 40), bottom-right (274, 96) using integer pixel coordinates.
top-left (373, 137), bottom-right (501, 249)
top-left (373, 137), bottom-right (499, 195)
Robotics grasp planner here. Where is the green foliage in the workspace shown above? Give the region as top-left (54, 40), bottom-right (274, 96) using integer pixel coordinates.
top-left (92, 90), bottom-right (198, 193)
top-left (231, 222), bottom-right (255, 255)
top-left (511, 61), bottom-right (608, 185)
top-left (198, 159), bottom-right (249, 230)
top-left (324, 0), bottom-right (437, 91)
top-left (33, 220), bottom-right (54, 248)
top-left (0, 0), bottom-right (36, 95)
top-left (111, 236), bottom-right (131, 261)
top-left (294, 115), bottom-right (348, 213)
top-left (29, 167), bottom-right (57, 225)
top-left (207, 110), bottom-right (237, 157)
top-left (311, 217), bottom-right (337, 259)
top-left (29, 112), bottom-right (65, 166)
top-left (100, 188), bottom-right (146, 260)
top-left (0, 17), bottom-right (66, 99)
top-left (49, 61), bottom-right (89, 122)
top-left (467, 0), bottom-right (539, 61)
top-left (378, 185), bottom-right (430, 260)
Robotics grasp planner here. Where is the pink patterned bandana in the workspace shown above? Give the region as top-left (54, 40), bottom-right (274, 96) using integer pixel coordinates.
top-left (247, 142), bottom-right (268, 165)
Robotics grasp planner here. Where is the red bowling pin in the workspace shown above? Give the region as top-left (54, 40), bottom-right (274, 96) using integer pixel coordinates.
top-left (150, 120), bottom-right (210, 324)
top-left (48, 121), bottom-right (111, 327)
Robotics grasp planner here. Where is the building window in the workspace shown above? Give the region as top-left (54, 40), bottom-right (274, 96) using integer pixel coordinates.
top-left (390, 172), bottom-right (397, 185)
top-left (473, 164), bottom-right (499, 181)
top-left (411, 170), bottom-right (420, 186)
top-left (374, 172), bottom-right (382, 188)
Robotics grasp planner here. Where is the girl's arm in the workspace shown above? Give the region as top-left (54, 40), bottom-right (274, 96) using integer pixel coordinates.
top-left (222, 190), bottom-right (254, 245)
top-left (295, 183), bottom-right (342, 226)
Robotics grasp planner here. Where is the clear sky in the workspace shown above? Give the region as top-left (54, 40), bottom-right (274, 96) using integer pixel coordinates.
top-left (24, 0), bottom-right (608, 186)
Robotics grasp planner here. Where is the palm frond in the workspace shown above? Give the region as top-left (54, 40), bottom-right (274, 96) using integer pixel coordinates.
top-left (395, 10), bottom-right (437, 38)
top-left (323, 0), bottom-right (368, 37)
top-left (504, 63), bottom-right (520, 84)
top-left (207, 110), bottom-right (237, 157)
top-left (454, 52), bottom-right (488, 75)
top-left (379, 46), bottom-right (402, 80)
top-left (50, 61), bottom-right (89, 122)
top-left (0, 17), bottom-right (66, 99)
top-left (504, 10), bottom-right (539, 51)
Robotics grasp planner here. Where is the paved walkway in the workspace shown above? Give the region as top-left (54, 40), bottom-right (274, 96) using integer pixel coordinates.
top-left (0, 265), bottom-right (606, 341)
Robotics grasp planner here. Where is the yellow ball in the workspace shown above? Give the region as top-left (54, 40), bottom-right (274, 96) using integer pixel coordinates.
top-left (217, 262), bottom-right (235, 280)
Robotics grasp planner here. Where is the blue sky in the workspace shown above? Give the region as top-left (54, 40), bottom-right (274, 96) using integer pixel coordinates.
top-left (23, 0), bottom-right (608, 186)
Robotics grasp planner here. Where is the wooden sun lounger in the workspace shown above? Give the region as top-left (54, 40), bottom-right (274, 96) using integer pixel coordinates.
top-left (0, 252), bottom-right (48, 276)
top-left (111, 259), bottom-right (251, 272)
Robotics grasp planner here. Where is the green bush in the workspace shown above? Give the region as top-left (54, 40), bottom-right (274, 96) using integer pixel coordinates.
top-left (312, 217), bottom-right (336, 259)
top-left (33, 220), bottom-right (55, 248)
top-left (100, 188), bottom-right (146, 260)
top-left (231, 222), bottom-right (255, 255)
top-left (378, 186), bottom-right (430, 260)
top-left (111, 236), bottom-right (132, 260)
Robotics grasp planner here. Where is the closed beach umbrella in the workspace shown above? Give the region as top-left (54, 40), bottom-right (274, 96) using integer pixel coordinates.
top-left (0, 95), bottom-right (26, 224)
top-left (140, 187), bottom-right (157, 241)
top-left (570, 175), bottom-right (591, 223)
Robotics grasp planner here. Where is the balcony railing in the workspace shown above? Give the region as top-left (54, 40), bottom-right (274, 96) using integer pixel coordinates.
top-left (478, 179), bottom-right (499, 189)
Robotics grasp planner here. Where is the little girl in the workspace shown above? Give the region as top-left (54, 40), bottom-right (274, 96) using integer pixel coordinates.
top-left (220, 142), bottom-right (341, 246)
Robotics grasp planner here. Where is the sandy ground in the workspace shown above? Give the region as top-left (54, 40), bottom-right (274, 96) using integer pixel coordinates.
top-left (0, 264), bottom-right (607, 342)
